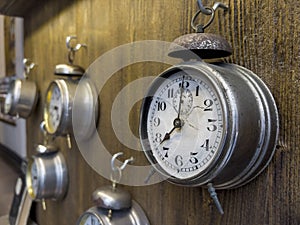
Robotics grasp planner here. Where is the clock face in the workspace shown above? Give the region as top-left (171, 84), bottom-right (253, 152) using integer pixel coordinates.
top-left (44, 83), bottom-right (63, 134)
top-left (140, 68), bottom-right (226, 180)
top-left (78, 213), bottom-right (102, 225)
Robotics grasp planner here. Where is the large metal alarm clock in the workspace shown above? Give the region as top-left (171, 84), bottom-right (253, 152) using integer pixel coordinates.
top-left (139, 61), bottom-right (279, 189)
top-left (26, 146), bottom-right (68, 208)
top-left (44, 77), bottom-right (98, 147)
top-left (139, 1), bottom-right (279, 194)
top-left (139, 2), bottom-right (279, 214)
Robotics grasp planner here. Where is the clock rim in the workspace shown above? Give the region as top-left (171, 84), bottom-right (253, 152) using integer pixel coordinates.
top-left (139, 62), bottom-right (235, 185)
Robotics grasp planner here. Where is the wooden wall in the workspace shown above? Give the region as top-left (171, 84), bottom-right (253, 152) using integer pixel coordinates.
top-left (23, 0), bottom-right (299, 224)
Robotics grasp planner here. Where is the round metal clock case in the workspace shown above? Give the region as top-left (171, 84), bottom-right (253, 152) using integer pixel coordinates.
top-left (44, 78), bottom-right (98, 138)
top-left (139, 61), bottom-right (279, 189)
top-left (26, 151), bottom-right (68, 200)
top-left (76, 201), bottom-right (150, 225)
top-left (4, 79), bottom-right (38, 118)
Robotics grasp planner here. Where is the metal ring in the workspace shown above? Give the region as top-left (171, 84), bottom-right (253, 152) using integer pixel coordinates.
top-left (68, 50), bottom-right (75, 64)
top-left (191, 7), bottom-right (215, 32)
top-left (110, 167), bottom-right (122, 184)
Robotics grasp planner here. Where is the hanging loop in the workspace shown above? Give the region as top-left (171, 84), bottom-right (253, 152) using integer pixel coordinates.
top-left (65, 36), bottom-right (87, 64)
top-left (192, 1), bottom-right (228, 32)
top-left (191, 7), bottom-right (215, 32)
top-left (110, 152), bottom-right (134, 184)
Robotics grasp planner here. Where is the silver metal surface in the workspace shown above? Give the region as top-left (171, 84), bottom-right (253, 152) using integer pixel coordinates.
top-left (26, 151), bottom-right (68, 200)
top-left (72, 77), bottom-right (99, 140)
top-left (92, 186), bottom-right (132, 210)
top-left (139, 60), bottom-right (279, 189)
top-left (44, 78), bottom-right (99, 140)
top-left (4, 79), bottom-right (38, 118)
top-left (35, 144), bottom-right (57, 154)
top-left (76, 200), bottom-right (150, 225)
top-left (54, 64), bottom-right (85, 76)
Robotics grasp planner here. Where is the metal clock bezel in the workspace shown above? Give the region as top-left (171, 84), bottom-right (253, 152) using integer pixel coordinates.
top-left (139, 64), bottom-right (235, 186)
top-left (139, 61), bottom-right (279, 189)
top-left (44, 79), bottom-right (73, 136)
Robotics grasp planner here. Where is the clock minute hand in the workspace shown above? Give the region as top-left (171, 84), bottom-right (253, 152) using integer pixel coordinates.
top-left (160, 75), bottom-right (185, 145)
top-left (176, 75), bottom-right (185, 120)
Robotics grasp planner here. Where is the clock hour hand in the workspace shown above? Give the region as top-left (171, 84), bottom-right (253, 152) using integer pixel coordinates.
top-left (160, 118), bottom-right (182, 144)
top-left (160, 75), bottom-right (186, 145)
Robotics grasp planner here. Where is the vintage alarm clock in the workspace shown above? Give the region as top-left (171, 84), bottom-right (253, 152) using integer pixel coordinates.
top-left (43, 36), bottom-right (98, 148)
top-left (3, 59), bottom-right (38, 119)
top-left (77, 153), bottom-right (150, 225)
top-left (26, 145), bottom-right (68, 210)
top-left (139, 1), bottom-right (279, 213)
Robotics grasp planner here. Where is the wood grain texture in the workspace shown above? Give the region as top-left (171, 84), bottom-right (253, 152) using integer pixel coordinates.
top-left (22, 0), bottom-right (299, 224)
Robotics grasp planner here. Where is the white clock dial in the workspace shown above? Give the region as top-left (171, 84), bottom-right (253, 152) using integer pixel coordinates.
top-left (143, 69), bottom-right (226, 180)
top-left (45, 83), bottom-right (63, 134)
top-left (80, 214), bottom-right (102, 225)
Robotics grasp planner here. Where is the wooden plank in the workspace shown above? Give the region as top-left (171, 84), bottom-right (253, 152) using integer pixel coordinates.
top-left (23, 0), bottom-right (300, 224)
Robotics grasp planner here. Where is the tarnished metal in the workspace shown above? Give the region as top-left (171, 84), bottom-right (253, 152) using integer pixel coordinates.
top-left (168, 32), bottom-right (232, 59)
top-left (169, 1), bottom-right (230, 60)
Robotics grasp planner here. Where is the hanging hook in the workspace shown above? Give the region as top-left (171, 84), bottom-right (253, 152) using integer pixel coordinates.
top-left (23, 58), bottom-right (36, 78)
top-left (110, 152), bottom-right (134, 186)
top-left (111, 152), bottom-right (134, 171)
top-left (65, 36), bottom-right (87, 64)
top-left (212, 2), bottom-right (228, 12)
top-left (197, 0), bottom-right (212, 15)
top-left (193, 1), bottom-right (229, 32)
top-left (197, 0), bottom-right (228, 14)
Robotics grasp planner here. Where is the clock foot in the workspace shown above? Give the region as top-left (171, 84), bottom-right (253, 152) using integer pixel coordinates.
top-left (207, 183), bottom-right (224, 215)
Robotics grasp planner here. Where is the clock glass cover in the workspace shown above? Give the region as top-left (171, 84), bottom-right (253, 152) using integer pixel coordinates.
top-left (28, 160), bottom-right (39, 198)
top-left (44, 82), bottom-right (63, 134)
top-left (78, 213), bottom-right (103, 225)
top-left (140, 68), bottom-right (227, 180)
